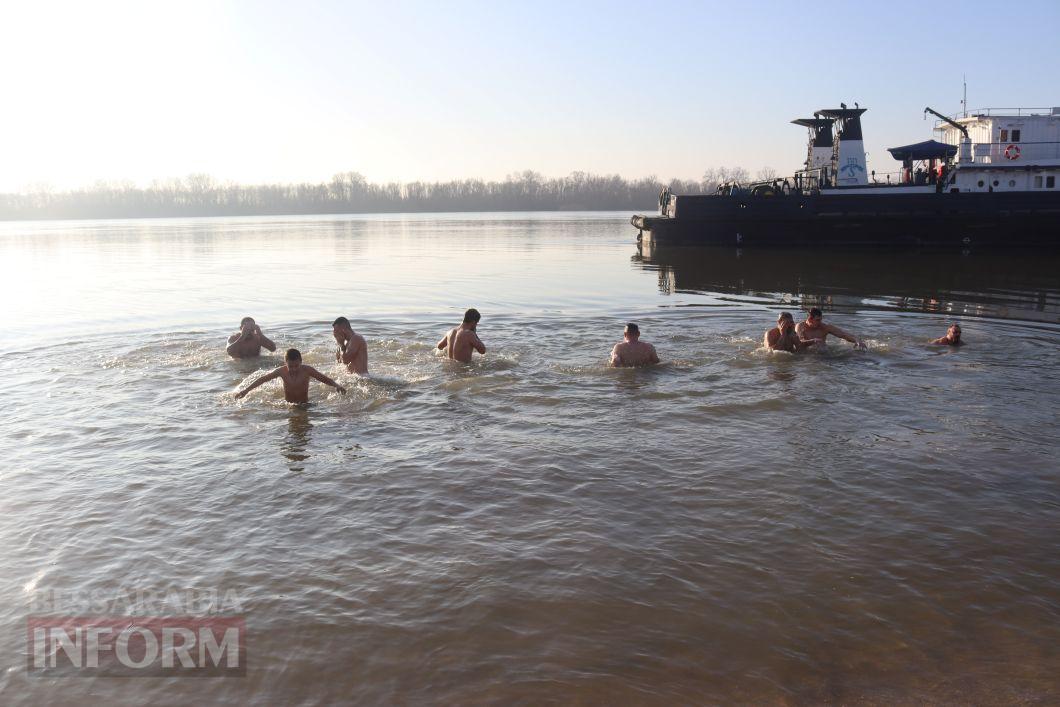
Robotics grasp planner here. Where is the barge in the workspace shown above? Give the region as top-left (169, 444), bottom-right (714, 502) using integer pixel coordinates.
top-left (632, 105), bottom-right (1060, 247)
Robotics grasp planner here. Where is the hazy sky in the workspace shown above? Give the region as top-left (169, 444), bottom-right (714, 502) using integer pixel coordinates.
top-left (1, 0), bottom-right (1057, 191)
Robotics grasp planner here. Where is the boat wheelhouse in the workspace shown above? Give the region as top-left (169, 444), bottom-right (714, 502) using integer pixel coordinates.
top-left (933, 108), bottom-right (1060, 193)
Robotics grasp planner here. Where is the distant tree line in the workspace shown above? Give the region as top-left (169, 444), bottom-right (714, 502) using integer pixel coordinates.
top-left (0, 167), bottom-right (770, 221)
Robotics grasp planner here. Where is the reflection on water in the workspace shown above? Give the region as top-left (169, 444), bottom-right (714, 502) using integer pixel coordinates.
top-left (636, 241), bottom-right (1060, 323)
top-left (283, 408), bottom-right (313, 471)
top-left (0, 214), bottom-right (1057, 704)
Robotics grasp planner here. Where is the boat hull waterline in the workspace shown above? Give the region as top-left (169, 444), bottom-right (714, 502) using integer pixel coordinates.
top-left (632, 191), bottom-right (1060, 247)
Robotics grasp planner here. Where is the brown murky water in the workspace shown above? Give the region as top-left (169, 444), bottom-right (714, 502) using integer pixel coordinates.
top-left (1, 213), bottom-right (1058, 703)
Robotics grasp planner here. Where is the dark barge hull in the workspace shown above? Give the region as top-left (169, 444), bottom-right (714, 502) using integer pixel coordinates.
top-left (632, 192), bottom-right (1060, 247)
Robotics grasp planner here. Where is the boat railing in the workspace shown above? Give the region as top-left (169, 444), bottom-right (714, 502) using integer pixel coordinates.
top-left (793, 168), bottom-right (827, 192)
top-left (870, 170), bottom-right (908, 184)
top-left (957, 107), bottom-right (1059, 118)
top-left (967, 141), bottom-right (1060, 164)
top-left (720, 172), bottom-right (823, 196)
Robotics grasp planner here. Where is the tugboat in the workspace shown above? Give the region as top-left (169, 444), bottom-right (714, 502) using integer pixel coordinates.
top-left (632, 104), bottom-right (1060, 247)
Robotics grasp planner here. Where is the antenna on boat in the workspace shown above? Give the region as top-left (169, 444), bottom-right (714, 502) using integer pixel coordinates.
top-left (962, 75), bottom-right (967, 117)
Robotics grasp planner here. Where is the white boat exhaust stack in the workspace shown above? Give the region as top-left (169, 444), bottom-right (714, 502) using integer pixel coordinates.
top-left (820, 107), bottom-right (869, 186)
top-left (791, 117), bottom-right (835, 173)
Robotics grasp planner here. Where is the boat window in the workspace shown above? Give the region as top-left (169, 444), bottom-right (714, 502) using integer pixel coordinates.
top-left (1034, 176), bottom-right (1043, 188)
top-left (977, 180), bottom-right (985, 187)
top-left (1000, 129), bottom-right (1008, 142)
top-left (992, 180), bottom-right (999, 187)
top-left (1009, 180), bottom-right (1016, 187)
top-left (1049, 176), bottom-right (1056, 188)
top-left (1012, 129), bottom-right (1021, 142)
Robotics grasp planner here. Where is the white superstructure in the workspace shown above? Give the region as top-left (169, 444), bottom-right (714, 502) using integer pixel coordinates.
top-left (936, 108), bottom-right (1060, 193)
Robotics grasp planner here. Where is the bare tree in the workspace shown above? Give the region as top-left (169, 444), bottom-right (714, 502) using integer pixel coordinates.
top-left (755, 166), bottom-right (778, 181)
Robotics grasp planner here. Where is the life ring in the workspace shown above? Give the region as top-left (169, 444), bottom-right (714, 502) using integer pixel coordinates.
top-left (1004, 144), bottom-right (1021, 160)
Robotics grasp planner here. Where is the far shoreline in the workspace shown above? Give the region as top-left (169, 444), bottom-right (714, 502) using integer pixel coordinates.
top-left (0, 208), bottom-right (643, 226)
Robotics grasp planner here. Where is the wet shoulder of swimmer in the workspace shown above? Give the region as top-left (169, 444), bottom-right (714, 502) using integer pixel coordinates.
top-left (610, 322), bottom-right (661, 367)
top-left (332, 316), bottom-right (369, 374)
top-left (437, 308), bottom-right (486, 363)
top-left (226, 316), bottom-right (277, 358)
top-left (235, 348), bottom-right (346, 403)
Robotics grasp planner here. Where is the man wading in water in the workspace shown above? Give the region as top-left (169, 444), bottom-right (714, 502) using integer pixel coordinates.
top-left (226, 317), bottom-right (277, 358)
top-left (235, 348), bottom-right (346, 403)
top-left (609, 323), bottom-right (660, 367)
top-left (438, 308), bottom-right (486, 363)
top-left (332, 317), bottom-right (368, 374)
top-left (796, 307), bottom-right (866, 349)
top-left (765, 312), bottom-right (816, 352)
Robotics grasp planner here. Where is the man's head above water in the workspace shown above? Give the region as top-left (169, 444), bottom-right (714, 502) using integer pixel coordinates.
top-left (463, 308), bottom-right (481, 328)
top-left (284, 348), bottom-right (302, 371)
top-left (777, 312), bottom-right (795, 332)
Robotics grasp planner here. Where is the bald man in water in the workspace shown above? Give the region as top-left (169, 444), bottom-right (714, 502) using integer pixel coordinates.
top-left (609, 323), bottom-right (660, 367)
top-left (438, 308), bottom-right (486, 363)
top-left (931, 323), bottom-right (963, 346)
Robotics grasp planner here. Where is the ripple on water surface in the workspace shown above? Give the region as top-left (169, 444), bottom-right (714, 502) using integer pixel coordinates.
top-left (0, 215), bottom-right (1057, 704)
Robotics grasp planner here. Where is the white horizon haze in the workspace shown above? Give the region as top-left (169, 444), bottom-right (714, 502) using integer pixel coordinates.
top-left (1, 0), bottom-right (1057, 193)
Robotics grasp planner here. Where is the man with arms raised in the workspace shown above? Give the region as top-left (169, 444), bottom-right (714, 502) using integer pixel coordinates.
top-left (226, 317), bottom-right (277, 358)
top-left (796, 307), bottom-right (865, 349)
top-left (438, 308), bottom-right (486, 363)
top-left (235, 348), bottom-right (345, 403)
top-left (332, 317), bottom-right (368, 374)
top-left (609, 323), bottom-right (660, 367)
top-left (764, 312), bottom-right (816, 352)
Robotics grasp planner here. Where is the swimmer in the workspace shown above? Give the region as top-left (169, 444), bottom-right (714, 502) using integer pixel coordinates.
top-left (609, 323), bottom-right (660, 367)
top-left (226, 317), bottom-right (277, 358)
top-left (764, 312), bottom-right (816, 352)
top-left (234, 348), bottom-right (346, 403)
top-left (796, 307), bottom-right (865, 349)
top-left (438, 308), bottom-right (486, 363)
top-left (332, 316), bottom-right (368, 374)
top-left (931, 323), bottom-right (963, 346)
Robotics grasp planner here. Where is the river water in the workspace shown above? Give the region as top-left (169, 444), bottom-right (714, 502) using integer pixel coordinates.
top-left (1, 213), bottom-right (1058, 703)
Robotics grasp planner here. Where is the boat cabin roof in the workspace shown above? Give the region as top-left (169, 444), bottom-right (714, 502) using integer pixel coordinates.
top-left (888, 140), bottom-right (958, 161)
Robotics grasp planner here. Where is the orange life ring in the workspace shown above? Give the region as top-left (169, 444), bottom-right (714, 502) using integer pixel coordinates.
top-left (1004, 144), bottom-right (1021, 160)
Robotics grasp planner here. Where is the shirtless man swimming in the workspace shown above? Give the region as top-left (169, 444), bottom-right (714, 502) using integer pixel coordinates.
top-left (234, 348), bottom-right (346, 403)
top-left (226, 317), bottom-right (277, 358)
top-left (931, 323), bottom-right (963, 346)
top-left (438, 308), bottom-right (486, 363)
top-left (609, 323), bottom-right (660, 367)
top-left (796, 307), bottom-right (866, 349)
top-left (764, 312), bottom-right (816, 352)
top-left (332, 317), bottom-right (368, 374)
